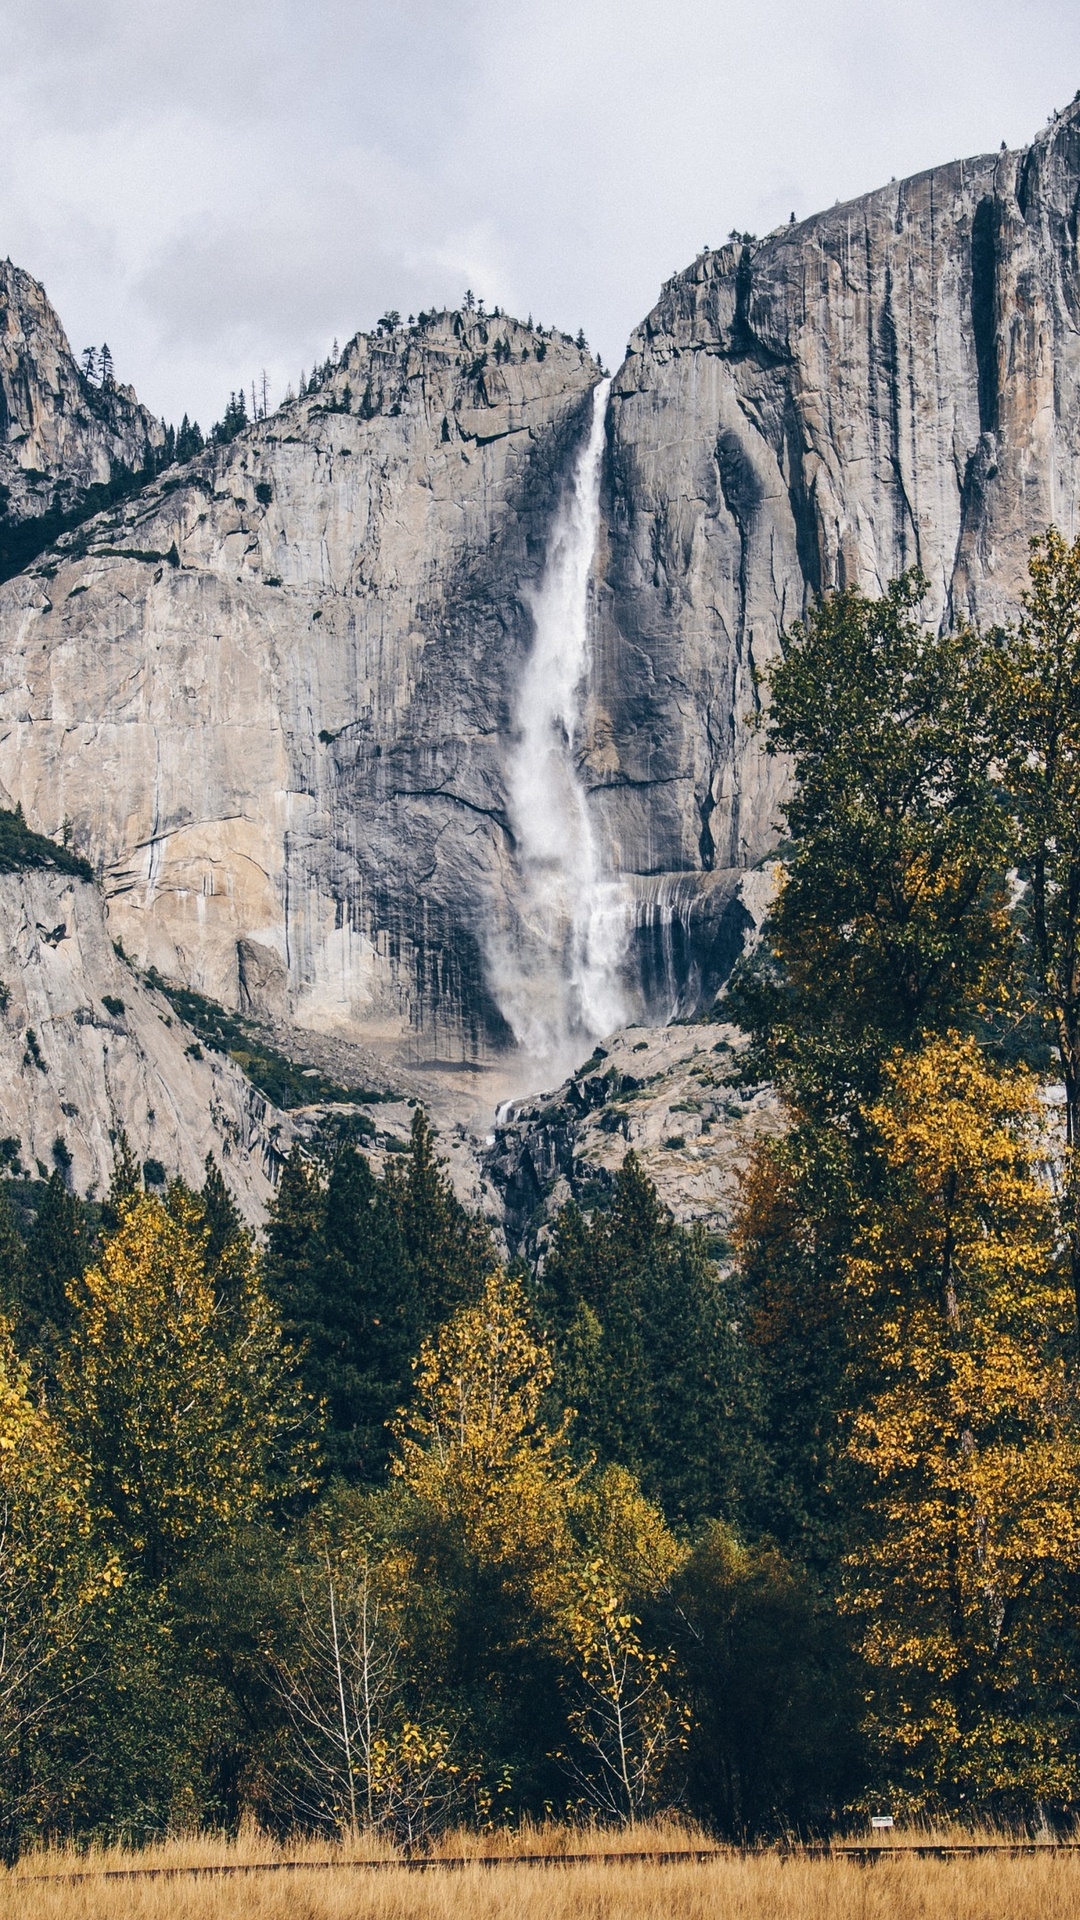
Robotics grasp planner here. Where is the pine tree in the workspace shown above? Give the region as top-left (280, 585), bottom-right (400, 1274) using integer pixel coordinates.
top-left (264, 1123), bottom-right (491, 1483)
top-left (210, 391), bottom-right (248, 446)
top-left (102, 1130), bottom-right (141, 1231)
top-left (544, 1154), bottom-right (765, 1531)
top-left (674, 1525), bottom-right (865, 1835)
top-left (0, 1180), bottom-right (28, 1324)
top-left (24, 1172), bottom-right (91, 1360)
top-left (265, 1148), bottom-right (323, 1271)
top-left (731, 570), bottom-right (1013, 1123)
top-left (320, 1147), bottom-right (417, 1475)
top-left (175, 414), bottom-right (204, 461)
top-left (265, 1146), bottom-right (423, 1481)
top-left (988, 528), bottom-right (1080, 1323)
top-left (733, 1128), bottom-right (853, 1559)
top-left (729, 570), bottom-right (1021, 1562)
top-left (264, 1134), bottom-right (482, 1483)
top-left (199, 1156), bottom-right (245, 1271)
top-left (382, 1109), bottom-right (492, 1328)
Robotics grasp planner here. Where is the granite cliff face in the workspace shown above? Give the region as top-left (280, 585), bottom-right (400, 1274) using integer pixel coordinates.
top-left (0, 313), bottom-right (598, 1061)
top-left (0, 866), bottom-right (278, 1215)
top-left (2, 102), bottom-right (1080, 1083)
top-left (0, 261), bottom-right (164, 574)
top-left (587, 99), bottom-right (1080, 947)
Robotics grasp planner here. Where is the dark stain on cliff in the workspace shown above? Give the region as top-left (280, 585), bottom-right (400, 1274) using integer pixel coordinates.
top-left (971, 197), bottom-right (1000, 435)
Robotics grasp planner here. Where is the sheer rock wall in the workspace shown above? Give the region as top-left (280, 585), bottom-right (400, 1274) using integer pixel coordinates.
top-left (588, 102), bottom-right (1080, 922)
top-left (0, 316), bottom-right (598, 1058)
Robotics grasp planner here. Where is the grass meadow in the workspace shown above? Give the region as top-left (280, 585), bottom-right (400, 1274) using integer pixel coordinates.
top-left (6, 1821), bottom-right (1080, 1920)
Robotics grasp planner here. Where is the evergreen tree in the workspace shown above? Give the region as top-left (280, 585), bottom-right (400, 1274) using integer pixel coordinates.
top-left (382, 1108), bottom-right (492, 1328)
top-left (733, 1130), bottom-right (853, 1560)
top-left (199, 1156), bottom-right (246, 1271)
top-left (674, 1525), bottom-right (866, 1835)
top-left (988, 528), bottom-right (1080, 1321)
top-left (101, 1130), bottom-right (141, 1233)
top-left (730, 571), bottom-right (1021, 1561)
top-left (175, 414), bottom-right (204, 461)
top-left (210, 391), bottom-right (248, 446)
top-left (265, 1125), bottom-right (487, 1483)
top-left (0, 1180), bottom-right (28, 1324)
top-left (265, 1147), bottom-right (323, 1275)
top-left (544, 1154), bottom-right (765, 1531)
top-left (23, 1172), bottom-right (91, 1361)
top-left (266, 1147), bottom-right (419, 1481)
top-left (319, 1147), bottom-right (417, 1474)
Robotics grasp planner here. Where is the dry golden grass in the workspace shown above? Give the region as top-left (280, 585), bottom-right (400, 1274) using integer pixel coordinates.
top-left (6, 1821), bottom-right (1080, 1920)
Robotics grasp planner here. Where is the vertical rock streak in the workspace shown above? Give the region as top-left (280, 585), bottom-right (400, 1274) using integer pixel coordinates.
top-left (489, 376), bottom-right (629, 1068)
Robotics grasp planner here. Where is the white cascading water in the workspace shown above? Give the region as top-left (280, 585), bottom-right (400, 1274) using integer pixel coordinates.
top-left (486, 377), bottom-right (629, 1078)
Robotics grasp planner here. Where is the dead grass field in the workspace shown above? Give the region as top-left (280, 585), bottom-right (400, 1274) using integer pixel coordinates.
top-left (6, 1822), bottom-right (1080, 1920)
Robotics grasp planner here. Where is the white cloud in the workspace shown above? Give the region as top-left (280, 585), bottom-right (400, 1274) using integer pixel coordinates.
top-left (1, 0), bottom-right (1078, 423)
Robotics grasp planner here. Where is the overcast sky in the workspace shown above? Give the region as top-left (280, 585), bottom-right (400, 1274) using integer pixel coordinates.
top-left (3, 0), bottom-right (1080, 427)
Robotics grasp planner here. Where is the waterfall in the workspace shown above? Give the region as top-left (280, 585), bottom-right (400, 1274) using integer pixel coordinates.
top-left (486, 376), bottom-right (629, 1075)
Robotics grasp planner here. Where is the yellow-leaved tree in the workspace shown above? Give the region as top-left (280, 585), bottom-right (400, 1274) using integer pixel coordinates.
top-left (0, 1312), bottom-right (115, 1848)
top-left (559, 1465), bottom-right (688, 1822)
top-left (392, 1268), bottom-right (575, 1605)
top-left (59, 1190), bottom-right (316, 1582)
top-left (388, 1269), bottom-right (687, 1823)
top-left (842, 1034), bottom-right (1080, 1809)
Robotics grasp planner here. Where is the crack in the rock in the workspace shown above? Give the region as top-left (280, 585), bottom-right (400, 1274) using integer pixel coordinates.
top-left (385, 785), bottom-right (515, 847)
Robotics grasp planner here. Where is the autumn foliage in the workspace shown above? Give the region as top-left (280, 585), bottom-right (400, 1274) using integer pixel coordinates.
top-left (733, 531), bottom-right (1080, 1817)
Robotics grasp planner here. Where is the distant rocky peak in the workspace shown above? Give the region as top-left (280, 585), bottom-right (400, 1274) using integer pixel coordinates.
top-left (0, 258), bottom-right (164, 581)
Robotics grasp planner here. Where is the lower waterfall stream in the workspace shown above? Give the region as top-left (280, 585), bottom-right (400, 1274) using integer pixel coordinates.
top-left (486, 375), bottom-right (630, 1081)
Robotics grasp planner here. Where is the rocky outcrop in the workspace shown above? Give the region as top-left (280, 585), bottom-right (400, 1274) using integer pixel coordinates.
top-left (485, 1020), bottom-right (781, 1255)
top-left (0, 312), bottom-right (599, 1059)
top-left (0, 261), bottom-right (164, 575)
top-left (589, 98), bottom-right (1080, 905)
top-left (0, 867), bottom-right (279, 1214)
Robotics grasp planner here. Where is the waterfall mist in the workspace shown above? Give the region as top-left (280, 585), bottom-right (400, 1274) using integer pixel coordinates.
top-left (486, 376), bottom-right (630, 1080)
